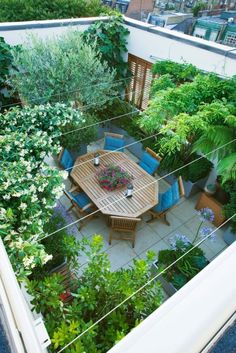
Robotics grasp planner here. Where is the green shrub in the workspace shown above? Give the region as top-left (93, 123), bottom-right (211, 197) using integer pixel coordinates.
top-left (159, 148), bottom-right (213, 182)
top-left (27, 236), bottom-right (164, 353)
top-left (152, 60), bottom-right (200, 85)
top-left (223, 181), bottom-right (236, 233)
top-left (0, 0), bottom-right (108, 22)
top-left (12, 30), bottom-right (116, 110)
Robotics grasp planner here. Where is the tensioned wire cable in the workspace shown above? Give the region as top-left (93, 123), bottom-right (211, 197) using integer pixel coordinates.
top-left (34, 138), bottom-right (236, 243)
top-left (56, 214), bottom-right (235, 353)
top-left (0, 74), bottom-right (142, 110)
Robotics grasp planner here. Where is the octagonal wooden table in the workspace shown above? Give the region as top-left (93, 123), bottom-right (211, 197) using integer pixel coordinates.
top-left (70, 150), bottom-right (158, 218)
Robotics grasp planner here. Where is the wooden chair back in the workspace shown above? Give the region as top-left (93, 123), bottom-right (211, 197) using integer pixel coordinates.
top-left (104, 132), bottom-right (124, 139)
top-left (109, 216), bottom-right (141, 248)
top-left (178, 176), bottom-right (185, 198)
top-left (146, 147), bottom-right (162, 162)
top-left (111, 216), bottom-right (141, 231)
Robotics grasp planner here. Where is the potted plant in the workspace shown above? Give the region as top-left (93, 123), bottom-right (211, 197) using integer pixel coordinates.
top-left (204, 183), bottom-right (217, 196)
top-left (153, 208), bottom-right (215, 296)
top-left (159, 147), bottom-right (213, 197)
top-left (97, 164), bottom-right (133, 191)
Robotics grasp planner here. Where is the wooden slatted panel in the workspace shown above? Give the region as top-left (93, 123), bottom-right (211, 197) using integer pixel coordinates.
top-left (126, 54), bottom-right (154, 110)
top-left (71, 150), bottom-right (158, 218)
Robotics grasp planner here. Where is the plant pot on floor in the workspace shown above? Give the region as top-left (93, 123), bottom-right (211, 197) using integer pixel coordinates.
top-left (152, 261), bottom-right (177, 297)
top-left (223, 225), bottom-right (236, 245)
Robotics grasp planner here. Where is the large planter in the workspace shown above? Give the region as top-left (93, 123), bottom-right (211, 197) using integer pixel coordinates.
top-left (223, 226), bottom-right (236, 245)
top-left (152, 261), bottom-right (177, 297)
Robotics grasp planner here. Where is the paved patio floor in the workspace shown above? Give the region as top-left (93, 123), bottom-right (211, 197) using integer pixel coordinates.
top-left (56, 139), bottom-right (228, 273)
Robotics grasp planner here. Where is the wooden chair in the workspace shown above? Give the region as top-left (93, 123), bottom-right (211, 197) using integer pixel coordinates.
top-left (109, 216), bottom-right (141, 248)
top-left (138, 147), bottom-right (162, 175)
top-left (50, 263), bottom-right (78, 304)
top-left (104, 132), bottom-right (125, 152)
top-left (147, 176), bottom-right (185, 225)
top-left (64, 186), bottom-right (97, 230)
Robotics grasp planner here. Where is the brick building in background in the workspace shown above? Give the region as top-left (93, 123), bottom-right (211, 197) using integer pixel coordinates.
top-left (126, 0), bottom-right (155, 20)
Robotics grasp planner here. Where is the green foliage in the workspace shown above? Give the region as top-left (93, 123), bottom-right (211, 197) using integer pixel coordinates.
top-left (83, 15), bottom-right (130, 86)
top-left (96, 98), bottom-right (142, 140)
top-left (28, 236), bottom-right (164, 352)
top-left (192, 2), bottom-right (207, 17)
top-left (0, 0), bottom-right (108, 22)
top-left (0, 37), bottom-right (18, 110)
top-left (193, 115), bottom-right (236, 184)
top-left (159, 244), bottom-right (208, 289)
top-left (152, 60), bottom-right (200, 84)
top-left (159, 147), bottom-right (213, 182)
top-left (60, 113), bottom-right (98, 150)
top-left (12, 31), bottom-right (116, 109)
top-left (150, 74), bottom-right (176, 97)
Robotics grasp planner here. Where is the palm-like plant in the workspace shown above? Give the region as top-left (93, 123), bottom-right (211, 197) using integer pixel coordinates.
top-left (193, 115), bottom-right (236, 183)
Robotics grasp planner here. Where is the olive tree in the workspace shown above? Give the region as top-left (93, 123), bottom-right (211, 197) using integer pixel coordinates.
top-left (12, 30), bottom-right (117, 111)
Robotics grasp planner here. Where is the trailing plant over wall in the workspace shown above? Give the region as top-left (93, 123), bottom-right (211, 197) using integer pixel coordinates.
top-left (83, 15), bottom-right (130, 87)
top-left (12, 31), bottom-right (116, 110)
top-left (0, 0), bottom-right (109, 22)
top-left (27, 235), bottom-right (164, 353)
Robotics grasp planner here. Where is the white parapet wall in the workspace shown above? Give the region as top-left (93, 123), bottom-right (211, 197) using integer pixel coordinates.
top-left (108, 241), bottom-right (236, 353)
top-left (0, 16), bottom-right (236, 77)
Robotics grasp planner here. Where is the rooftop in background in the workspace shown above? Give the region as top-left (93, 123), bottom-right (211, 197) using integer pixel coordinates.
top-left (192, 11), bottom-right (236, 47)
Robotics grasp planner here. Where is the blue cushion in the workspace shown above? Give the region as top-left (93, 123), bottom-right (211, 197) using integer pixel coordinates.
top-left (69, 191), bottom-right (92, 212)
top-left (104, 136), bottom-right (125, 152)
top-left (153, 180), bottom-right (180, 213)
top-left (60, 149), bottom-right (74, 171)
top-left (139, 151), bottom-right (160, 175)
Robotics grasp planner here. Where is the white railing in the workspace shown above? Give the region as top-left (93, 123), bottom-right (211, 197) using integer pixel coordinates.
top-left (0, 238), bottom-right (50, 353)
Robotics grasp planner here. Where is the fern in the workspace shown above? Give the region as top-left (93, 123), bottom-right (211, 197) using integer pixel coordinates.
top-left (218, 153), bottom-right (236, 183)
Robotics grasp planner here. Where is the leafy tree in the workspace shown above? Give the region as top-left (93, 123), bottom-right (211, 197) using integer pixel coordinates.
top-left (27, 236), bottom-right (164, 353)
top-left (0, 0), bottom-right (109, 22)
top-left (83, 15), bottom-right (130, 87)
top-left (192, 1), bottom-right (207, 17)
top-left (11, 31), bottom-right (116, 110)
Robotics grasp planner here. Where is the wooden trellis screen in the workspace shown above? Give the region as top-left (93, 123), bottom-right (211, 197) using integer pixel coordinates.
top-left (126, 54), bottom-right (154, 110)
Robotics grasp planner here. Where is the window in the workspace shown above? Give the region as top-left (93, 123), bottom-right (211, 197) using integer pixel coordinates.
top-left (209, 30), bottom-right (219, 42)
top-left (223, 32), bottom-right (236, 47)
top-left (193, 26), bottom-right (207, 39)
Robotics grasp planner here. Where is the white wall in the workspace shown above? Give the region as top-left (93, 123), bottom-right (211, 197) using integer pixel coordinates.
top-left (0, 17), bottom-right (106, 45)
top-left (1, 16), bottom-right (236, 78)
top-left (124, 17), bottom-right (236, 78)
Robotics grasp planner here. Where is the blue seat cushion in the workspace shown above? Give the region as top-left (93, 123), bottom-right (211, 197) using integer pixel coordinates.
top-left (69, 191), bottom-right (92, 213)
top-left (139, 151), bottom-right (160, 175)
top-left (104, 136), bottom-right (125, 152)
top-left (153, 180), bottom-right (180, 213)
top-left (60, 149), bottom-right (74, 171)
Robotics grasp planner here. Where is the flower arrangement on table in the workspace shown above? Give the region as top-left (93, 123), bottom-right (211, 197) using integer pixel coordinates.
top-left (97, 164), bottom-right (133, 191)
